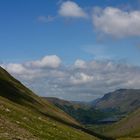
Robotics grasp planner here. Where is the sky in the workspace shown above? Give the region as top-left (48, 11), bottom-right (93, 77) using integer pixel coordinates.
top-left (1, 0), bottom-right (140, 101)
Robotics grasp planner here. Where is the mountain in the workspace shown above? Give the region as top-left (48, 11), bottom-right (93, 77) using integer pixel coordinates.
top-left (0, 66), bottom-right (102, 140)
top-left (93, 89), bottom-right (140, 114)
top-left (46, 89), bottom-right (140, 125)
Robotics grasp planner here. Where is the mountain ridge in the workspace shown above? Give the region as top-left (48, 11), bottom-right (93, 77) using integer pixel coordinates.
top-left (93, 89), bottom-right (140, 113)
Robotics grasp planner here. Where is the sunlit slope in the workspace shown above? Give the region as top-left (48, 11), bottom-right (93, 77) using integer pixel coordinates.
top-left (0, 66), bottom-right (99, 140)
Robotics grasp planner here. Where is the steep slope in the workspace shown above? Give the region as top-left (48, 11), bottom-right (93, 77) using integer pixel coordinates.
top-left (0, 66), bottom-right (78, 125)
top-left (94, 89), bottom-right (140, 114)
top-left (0, 66), bottom-right (101, 140)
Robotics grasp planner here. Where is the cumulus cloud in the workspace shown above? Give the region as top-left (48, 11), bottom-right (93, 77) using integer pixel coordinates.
top-left (2, 56), bottom-right (140, 101)
top-left (74, 59), bottom-right (86, 69)
top-left (58, 1), bottom-right (87, 18)
top-left (92, 7), bottom-right (140, 37)
top-left (26, 55), bottom-right (61, 69)
top-left (4, 63), bottom-right (27, 74)
top-left (2, 55), bottom-right (62, 80)
top-left (70, 72), bottom-right (94, 85)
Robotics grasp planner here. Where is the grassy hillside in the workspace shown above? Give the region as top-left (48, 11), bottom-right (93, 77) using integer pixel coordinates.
top-left (0, 66), bottom-right (78, 126)
top-left (88, 108), bottom-right (140, 140)
top-left (103, 108), bottom-right (140, 139)
top-left (0, 66), bottom-right (101, 140)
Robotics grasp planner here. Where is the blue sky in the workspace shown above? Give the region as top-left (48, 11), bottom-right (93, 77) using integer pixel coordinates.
top-left (1, 0), bottom-right (140, 101)
top-left (0, 0), bottom-right (140, 64)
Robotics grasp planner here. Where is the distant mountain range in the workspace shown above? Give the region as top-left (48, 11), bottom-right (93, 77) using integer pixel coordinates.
top-left (46, 89), bottom-right (140, 124)
top-left (46, 89), bottom-right (140, 139)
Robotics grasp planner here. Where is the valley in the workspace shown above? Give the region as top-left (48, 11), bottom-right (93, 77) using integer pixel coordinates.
top-left (0, 67), bottom-right (140, 140)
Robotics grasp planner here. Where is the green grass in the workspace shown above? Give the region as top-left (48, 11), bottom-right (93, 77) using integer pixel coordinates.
top-left (0, 96), bottom-right (100, 140)
top-left (87, 108), bottom-right (140, 140)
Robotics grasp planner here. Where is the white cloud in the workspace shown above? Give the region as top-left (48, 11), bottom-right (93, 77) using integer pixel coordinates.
top-left (2, 56), bottom-right (140, 101)
top-left (74, 59), bottom-right (86, 68)
top-left (59, 1), bottom-right (87, 18)
top-left (3, 63), bottom-right (27, 75)
top-left (92, 7), bottom-right (140, 37)
top-left (70, 72), bottom-right (94, 85)
top-left (28, 55), bottom-right (61, 69)
top-left (2, 55), bottom-right (62, 80)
